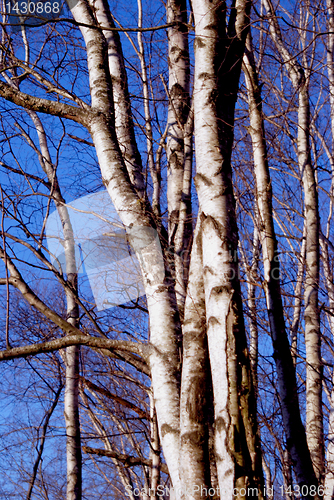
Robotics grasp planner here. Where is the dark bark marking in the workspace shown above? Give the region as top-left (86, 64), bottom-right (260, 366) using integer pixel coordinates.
top-left (161, 423), bottom-right (179, 438)
top-left (194, 173), bottom-right (213, 187)
top-left (194, 37), bottom-right (206, 49)
top-left (198, 72), bottom-right (213, 81)
top-left (207, 316), bottom-right (220, 327)
top-left (186, 376), bottom-right (207, 422)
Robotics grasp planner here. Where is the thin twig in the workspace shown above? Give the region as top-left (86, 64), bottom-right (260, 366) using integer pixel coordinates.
top-left (0, 186), bottom-right (11, 349)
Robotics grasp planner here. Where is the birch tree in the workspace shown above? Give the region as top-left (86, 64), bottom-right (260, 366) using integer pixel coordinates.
top-left (321, 2), bottom-right (334, 497)
top-left (1, 1), bottom-right (261, 497)
top-left (0, 0), bottom-right (264, 497)
top-left (2, 0), bottom-right (334, 499)
top-left (243, 25), bottom-right (320, 495)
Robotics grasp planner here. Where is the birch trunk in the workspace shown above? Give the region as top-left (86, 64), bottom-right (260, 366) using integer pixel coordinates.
top-left (324, 3), bottom-right (334, 495)
top-left (64, 343), bottom-right (82, 500)
top-left (240, 219), bottom-right (260, 393)
top-left (68, 1), bottom-right (183, 492)
top-left (327, 0), bottom-right (334, 146)
top-left (262, 0), bottom-right (323, 484)
top-left (299, 85), bottom-right (323, 481)
top-left (262, 458), bottom-right (274, 500)
top-left (0, 2), bottom-right (273, 496)
top-left (166, 0), bottom-right (192, 317)
top-left (28, 111), bottom-right (82, 500)
top-left (191, 1), bottom-right (263, 496)
top-left (325, 380), bottom-right (334, 500)
top-left (290, 230), bottom-right (306, 368)
top-left (136, 0), bottom-right (158, 217)
top-left (243, 30), bottom-right (319, 494)
top-left (166, 0), bottom-right (189, 236)
top-left (322, 238), bottom-right (334, 500)
top-left (149, 395), bottom-right (160, 500)
top-left (1, 2), bottom-right (183, 490)
top-left (89, 0), bottom-right (145, 198)
top-left (179, 220), bottom-right (211, 500)
top-left (324, 150), bottom-right (334, 500)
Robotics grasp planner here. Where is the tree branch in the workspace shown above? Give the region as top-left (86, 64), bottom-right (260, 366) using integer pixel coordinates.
top-left (0, 80), bottom-right (89, 124)
top-left (0, 335), bottom-right (149, 361)
top-left (2, 17), bottom-right (183, 33)
top-left (81, 377), bottom-right (149, 419)
top-left (82, 446), bottom-right (168, 473)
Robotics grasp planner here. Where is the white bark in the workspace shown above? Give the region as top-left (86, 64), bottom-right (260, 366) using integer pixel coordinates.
top-left (290, 229), bottom-right (306, 367)
top-left (64, 344), bottom-right (82, 500)
top-left (136, 0), bottom-right (158, 216)
top-left (262, 0), bottom-right (323, 483)
top-left (0, 11), bottom-right (182, 491)
top-left (166, 0), bottom-right (192, 318)
top-left (262, 458), bottom-right (274, 500)
top-left (173, 114), bottom-right (193, 289)
top-left (191, 0), bottom-right (234, 492)
top-left (296, 79), bottom-right (323, 480)
top-left (149, 395), bottom-right (160, 500)
top-left (0, 2), bottom-right (270, 497)
top-left (324, 370), bottom-right (334, 500)
top-left (192, 1), bottom-right (263, 497)
top-left (321, 237), bottom-right (334, 500)
top-left (166, 0), bottom-right (190, 228)
top-left (180, 219), bottom-right (210, 500)
top-left (324, 4), bottom-right (334, 496)
top-left (243, 219), bottom-right (260, 392)
top-left (68, 2), bottom-right (183, 492)
top-left (325, 381), bottom-right (334, 500)
top-left (243, 28), bottom-right (319, 493)
top-left (27, 110), bottom-right (82, 500)
top-left (166, 0), bottom-right (189, 236)
top-left (89, 0), bottom-right (145, 198)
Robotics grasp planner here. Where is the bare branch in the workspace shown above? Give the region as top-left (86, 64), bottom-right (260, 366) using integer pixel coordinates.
top-left (82, 446), bottom-right (168, 473)
top-left (0, 335), bottom-right (149, 361)
top-left (81, 377), bottom-right (149, 419)
top-left (0, 80), bottom-right (90, 124)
